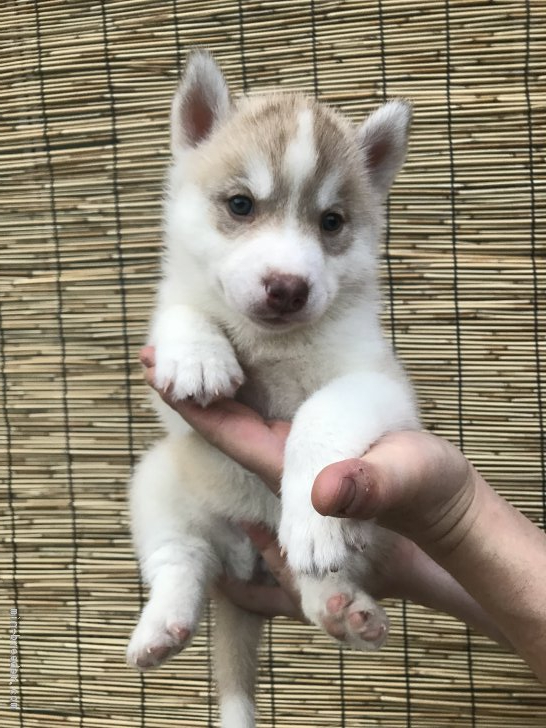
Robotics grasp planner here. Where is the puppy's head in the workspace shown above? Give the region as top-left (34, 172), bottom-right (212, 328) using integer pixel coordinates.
top-left (166, 50), bottom-right (411, 331)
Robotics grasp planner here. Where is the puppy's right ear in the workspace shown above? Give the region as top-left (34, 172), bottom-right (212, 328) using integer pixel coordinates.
top-left (171, 50), bottom-right (231, 153)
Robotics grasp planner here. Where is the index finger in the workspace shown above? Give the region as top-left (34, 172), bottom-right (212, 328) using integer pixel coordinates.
top-left (241, 523), bottom-right (302, 607)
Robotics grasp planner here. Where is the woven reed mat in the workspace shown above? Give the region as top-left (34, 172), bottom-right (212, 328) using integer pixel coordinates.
top-left (1, 1), bottom-right (545, 726)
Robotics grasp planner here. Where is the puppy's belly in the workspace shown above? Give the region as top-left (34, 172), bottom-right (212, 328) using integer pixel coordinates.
top-left (166, 430), bottom-right (280, 529)
top-left (149, 372), bottom-right (288, 539)
top-left (235, 371), bottom-right (310, 421)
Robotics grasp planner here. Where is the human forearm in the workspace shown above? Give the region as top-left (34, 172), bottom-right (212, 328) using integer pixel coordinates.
top-left (423, 471), bottom-right (546, 682)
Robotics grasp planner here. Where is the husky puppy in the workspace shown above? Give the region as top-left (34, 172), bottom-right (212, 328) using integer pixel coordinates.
top-left (127, 50), bottom-right (419, 727)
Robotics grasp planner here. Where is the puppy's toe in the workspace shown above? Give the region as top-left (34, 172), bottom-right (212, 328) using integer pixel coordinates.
top-left (167, 623), bottom-right (191, 643)
top-left (127, 616), bottom-right (194, 671)
top-left (280, 511), bottom-right (349, 575)
top-left (346, 603), bottom-right (388, 649)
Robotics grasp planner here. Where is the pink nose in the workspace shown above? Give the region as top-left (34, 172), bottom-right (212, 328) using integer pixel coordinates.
top-left (263, 274), bottom-right (309, 315)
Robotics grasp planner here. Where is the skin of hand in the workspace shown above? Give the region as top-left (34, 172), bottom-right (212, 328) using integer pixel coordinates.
top-left (140, 346), bottom-right (546, 683)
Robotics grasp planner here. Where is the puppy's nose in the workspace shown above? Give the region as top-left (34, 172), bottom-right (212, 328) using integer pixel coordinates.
top-left (264, 274), bottom-right (309, 315)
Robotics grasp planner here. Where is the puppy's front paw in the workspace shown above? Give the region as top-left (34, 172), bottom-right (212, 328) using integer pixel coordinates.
top-left (279, 509), bottom-right (349, 575)
top-left (154, 337), bottom-right (244, 406)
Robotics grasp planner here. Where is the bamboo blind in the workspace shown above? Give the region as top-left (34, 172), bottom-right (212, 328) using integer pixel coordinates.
top-left (1, 0), bottom-right (545, 726)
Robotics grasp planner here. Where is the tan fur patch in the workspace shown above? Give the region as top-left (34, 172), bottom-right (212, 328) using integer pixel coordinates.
top-left (186, 93), bottom-right (376, 254)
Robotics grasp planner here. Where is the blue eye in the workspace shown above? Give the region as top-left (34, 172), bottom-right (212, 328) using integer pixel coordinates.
top-left (228, 195), bottom-right (254, 216)
top-left (321, 211), bottom-right (344, 232)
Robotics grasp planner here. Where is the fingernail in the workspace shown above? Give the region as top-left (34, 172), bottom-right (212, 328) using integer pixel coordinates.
top-left (332, 477), bottom-right (356, 516)
top-left (334, 474), bottom-right (374, 518)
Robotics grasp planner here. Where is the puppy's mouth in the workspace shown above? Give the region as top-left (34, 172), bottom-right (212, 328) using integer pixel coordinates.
top-left (246, 307), bottom-right (314, 331)
top-left (250, 313), bottom-right (303, 330)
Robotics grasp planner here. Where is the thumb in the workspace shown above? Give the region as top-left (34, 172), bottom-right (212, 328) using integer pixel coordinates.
top-left (310, 430), bottom-right (469, 531)
top-left (311, 458), bottom-right (386, 520)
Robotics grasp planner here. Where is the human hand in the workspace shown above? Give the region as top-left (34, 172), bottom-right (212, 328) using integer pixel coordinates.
top-left (312, 430), bottom-right (478, 559)
top-left (217, 522), bottom-right (305, 621)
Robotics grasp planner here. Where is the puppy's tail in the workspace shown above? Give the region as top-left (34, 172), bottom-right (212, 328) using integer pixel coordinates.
top-left (214, 594), bottom-right (263, 728)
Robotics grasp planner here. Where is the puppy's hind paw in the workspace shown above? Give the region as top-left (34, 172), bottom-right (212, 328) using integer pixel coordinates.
top-left (319, 592), bottom-right (388, 652)
top-left (127, 615), bottom-right (195, 671)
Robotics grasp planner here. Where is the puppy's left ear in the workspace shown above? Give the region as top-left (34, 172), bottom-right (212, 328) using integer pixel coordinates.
top-left (171, 50), bottom-right (232, 153)
top-left (357, 100), bottom-right (412, 198)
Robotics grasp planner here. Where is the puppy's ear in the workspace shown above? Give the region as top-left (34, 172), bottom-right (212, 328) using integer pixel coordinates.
top-left (171, 50), bottom-right (231, 153)
top-left (357, 100), bottom-right (412, 197)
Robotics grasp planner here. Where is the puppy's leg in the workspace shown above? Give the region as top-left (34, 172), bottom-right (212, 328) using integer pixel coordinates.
top-left (214, 595), bottom-right (263, 728)
top-left (127, 543), bottom-right (216, 670)
top-left (279, 370), bottom-right (419, 575)
top-left (127, 438), bottom-right (220, 670)
top-left (298, 572), bottom-right (388, 651)
top-left (151, 302), bottom-right (244, 407)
